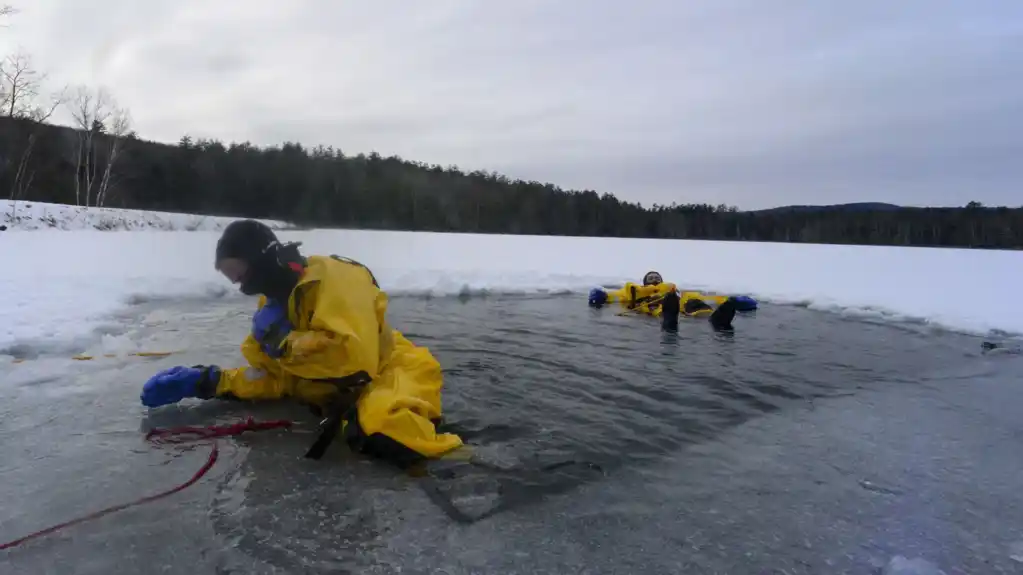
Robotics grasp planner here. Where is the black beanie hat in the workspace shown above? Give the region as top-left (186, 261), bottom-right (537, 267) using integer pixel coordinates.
top-left (216, 219), bottom-right (280, 265)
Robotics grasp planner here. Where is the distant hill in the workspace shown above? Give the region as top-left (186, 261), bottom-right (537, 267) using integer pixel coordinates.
top-left (749, 202), bottom-right (903, 214)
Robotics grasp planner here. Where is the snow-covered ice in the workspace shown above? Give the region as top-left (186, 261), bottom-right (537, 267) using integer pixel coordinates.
top-left (1, 201), bottom-right (1021, 353)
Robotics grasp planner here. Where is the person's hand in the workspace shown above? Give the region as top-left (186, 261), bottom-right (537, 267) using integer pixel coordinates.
top-left (588, 288), bottom-right (608, 307)
top-left (252, 299), bottom-right (292, 358)
top-left (140, 365), bottom-right (220, 407)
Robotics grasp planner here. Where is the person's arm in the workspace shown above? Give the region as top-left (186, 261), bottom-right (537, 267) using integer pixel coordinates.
top-left (229, 271), bottom-right (389, 382)
top-left (140, 337), bottom-right (296, 408)
top-left (211, 333), bottom-right (299, 400)
top-left (601, 283), bottom-right (638, 305)
top-left (142, 281), bottom-right (385, 408)
top-left (201, 330), bottom-right (353, 410)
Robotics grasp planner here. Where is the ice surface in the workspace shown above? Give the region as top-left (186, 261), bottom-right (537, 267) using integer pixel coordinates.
top-left (1, 201), bottom-right (1021, 354)
top-left (882, 555), bottom-right (948, 575)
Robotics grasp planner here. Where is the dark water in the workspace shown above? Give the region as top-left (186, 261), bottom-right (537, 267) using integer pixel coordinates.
top-left (2, 294), bottom-right (1022, 574)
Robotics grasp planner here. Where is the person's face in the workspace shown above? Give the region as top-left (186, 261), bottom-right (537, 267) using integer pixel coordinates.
top-left (216, 257), bottom-right (250, 285)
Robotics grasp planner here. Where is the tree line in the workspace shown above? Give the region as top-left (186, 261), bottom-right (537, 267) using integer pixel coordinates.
top-left (2, 5), bottom-right (1020, 248)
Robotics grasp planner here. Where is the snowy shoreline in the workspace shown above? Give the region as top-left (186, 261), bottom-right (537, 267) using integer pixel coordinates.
top-left (2, 201), bottom-right (1022, 353)
top-left (1, 200), bottom-right (291, 232)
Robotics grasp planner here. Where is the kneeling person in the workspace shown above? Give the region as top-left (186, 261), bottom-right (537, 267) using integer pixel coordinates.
top-left (140, 220), bottom-right (463, 467)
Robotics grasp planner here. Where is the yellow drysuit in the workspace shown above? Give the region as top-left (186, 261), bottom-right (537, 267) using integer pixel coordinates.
top-left (212, 254), bottom-right (463, 463)
top-left (605, 282), bottom-right (730, 317)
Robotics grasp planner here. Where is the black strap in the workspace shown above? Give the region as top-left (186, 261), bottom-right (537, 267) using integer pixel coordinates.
top-left (303, 370), bottom-right (372, 460)
top-left (304, 410), bottom-right (344, 460)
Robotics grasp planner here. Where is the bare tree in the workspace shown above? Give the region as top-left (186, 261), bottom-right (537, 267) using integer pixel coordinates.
top-left (96, 105), bottom-right (132, 207)
top-left (66, 85), bottom-right (111, 206)
top-left (0, 50), bottom-right (67, 205)
top-left (8, 87), bottom-right (66, 202)
top-left (64, 85), bottom-right (131, 207)
top-left (1, 51), bottom-right (44, 118)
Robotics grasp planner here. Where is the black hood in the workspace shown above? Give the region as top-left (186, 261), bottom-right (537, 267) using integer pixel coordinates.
top-left (216, 220), bottom-right (306, 302)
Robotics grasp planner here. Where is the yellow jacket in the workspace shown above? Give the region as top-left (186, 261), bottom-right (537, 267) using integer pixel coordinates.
top-left (214, 255), bottom-right (463, 461)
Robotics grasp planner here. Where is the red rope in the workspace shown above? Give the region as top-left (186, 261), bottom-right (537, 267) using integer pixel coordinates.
top-left (0, 417), bottom-right (292, 551)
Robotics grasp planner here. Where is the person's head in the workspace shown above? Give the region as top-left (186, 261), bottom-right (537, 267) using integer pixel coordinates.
top-left (642, 270), bottom-right (663, 286)
top-left (215, 219), bottom-right (305, 301)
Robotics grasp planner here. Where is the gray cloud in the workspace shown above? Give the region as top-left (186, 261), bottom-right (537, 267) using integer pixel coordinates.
top-left (3, 0), bottom-right (1022, 209)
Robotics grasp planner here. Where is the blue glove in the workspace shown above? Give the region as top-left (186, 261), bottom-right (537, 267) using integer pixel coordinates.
top-left (588, 287), bottom-right (608, 307)
top-left (252, 299), bottom-right (292, 358)
top-left (140, 365), bottom-right (220, 408)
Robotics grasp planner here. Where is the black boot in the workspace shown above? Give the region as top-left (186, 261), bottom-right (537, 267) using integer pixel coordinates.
top-left (709, 298), bottom-right (737, 331)
top-left (661, 291), bottom-right (680, 332)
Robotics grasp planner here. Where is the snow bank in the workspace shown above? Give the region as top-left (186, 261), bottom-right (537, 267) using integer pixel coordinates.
top-left (0, 200), bottom-right (291, 231)
top-left (1, 222), bottom-right (1021, 353)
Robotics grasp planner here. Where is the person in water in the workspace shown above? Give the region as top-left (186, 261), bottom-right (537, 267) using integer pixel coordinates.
top-left (627, 270), bottom-right (672, 313)
top-left (589, 270), bottom-right (737, 332)
top-left (640, 270), bottom-right (736, 331)
top-left (139, 219), bottom-right (463, 467)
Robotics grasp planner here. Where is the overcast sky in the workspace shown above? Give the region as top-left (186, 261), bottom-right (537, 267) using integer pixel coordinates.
top-left (2, 1), bottom-right (1021, 210)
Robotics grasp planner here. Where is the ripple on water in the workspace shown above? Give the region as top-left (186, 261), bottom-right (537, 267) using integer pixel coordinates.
top-left (2, 295), bottom-right (1017, 574)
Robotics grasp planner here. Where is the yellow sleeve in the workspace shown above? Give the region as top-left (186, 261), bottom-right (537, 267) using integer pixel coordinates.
top-left (214, 333), bottom-right (294, 400)
top-left (604, 283), bottom-right (637, 305)
top-left (608, 282), bottom-right (676, 307)
top-left (214, 334), bottom-right (341, 407)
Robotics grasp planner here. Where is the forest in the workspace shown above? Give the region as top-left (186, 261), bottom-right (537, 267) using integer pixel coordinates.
top-left (2, 5), bottom-right (1020, 248)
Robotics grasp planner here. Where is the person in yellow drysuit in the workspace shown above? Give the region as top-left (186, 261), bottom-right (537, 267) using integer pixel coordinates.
top-left (139, 219), bottom-right (463, 467)
top-left (589, 270), bottom-right (737, 331)
top-left (639, 270), bottom-right (735, 330)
